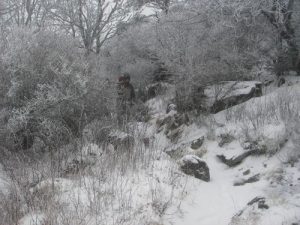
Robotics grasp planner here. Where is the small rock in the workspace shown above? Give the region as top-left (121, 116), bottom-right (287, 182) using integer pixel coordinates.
top-left (247, 196), bottom-right (264, 205)
top-left (243, 169), bottom-right (250, 176)
top-left (179, 155), bottom-right (210, 182)
top-left (166, 126), bottom-right (184, 142)
top-left (247, 196), bottom-right (269, 209)
top-left (191, 136), bottom-right (205, 150)
top-left (165, 145), bottom-right (186, 159)
top-left (218, 133), bottom-right (234, 147)
top-left (166, 103), bottom-right (177, 114)
top-left (234, 174), bottom-right (260, 186)
top-left (258, 201), bottom-right (269, 209)
top-left (277, 77), bottom-right (286, 87)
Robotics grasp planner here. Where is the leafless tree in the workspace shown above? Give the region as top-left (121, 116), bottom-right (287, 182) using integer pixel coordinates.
top-left (262, 0), bottom-right (300, 75)
top-left (1, 0), bottom-right (48, 27)
top-left (49, 0), bottom-right (130, 54)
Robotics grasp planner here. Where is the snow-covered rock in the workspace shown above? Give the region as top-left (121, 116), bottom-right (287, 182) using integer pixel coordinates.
top-left (166, 103), bottom-right (177, 114)
top-left (179, 155), bottom-right (210, 182)
top-left (190, 136), bottom-right (204, 150)
top-left (204, 81), bottom-right (262, 113)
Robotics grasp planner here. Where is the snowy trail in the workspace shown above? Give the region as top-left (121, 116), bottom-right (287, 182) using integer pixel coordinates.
top-left (164, 141), bottom-right (267, 225)
top-left (146, 96), bottom-right (263, 225)
top-left (147, 90), bottom-right (300, 225)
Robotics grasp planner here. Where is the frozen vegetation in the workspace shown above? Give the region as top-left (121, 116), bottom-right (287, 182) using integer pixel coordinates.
top-left (0, 0), bottom-right (300, 225)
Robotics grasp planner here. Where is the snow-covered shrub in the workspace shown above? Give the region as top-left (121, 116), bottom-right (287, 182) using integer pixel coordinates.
top-left (0, 28), bottom-right (113, 151)
top-left (223, 85), bottom-right (300, 154)
top-left (276, 87), bottom-right (300, 150)
top-left (105, 22), bottom-right (159, 86)
top-left (155, 0), bottom-right (276, 112)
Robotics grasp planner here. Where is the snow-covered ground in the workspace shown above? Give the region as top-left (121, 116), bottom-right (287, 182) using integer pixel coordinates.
top-left (1, 81), bottom-right (300, 225)
top-left (161, 83), bottom-right (300, 225)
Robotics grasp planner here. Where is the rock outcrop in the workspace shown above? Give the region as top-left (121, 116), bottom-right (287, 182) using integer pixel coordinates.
top-left (217, 149), bottom-right (264, 167)
top-left (204, 81), bottom-right (263, 113)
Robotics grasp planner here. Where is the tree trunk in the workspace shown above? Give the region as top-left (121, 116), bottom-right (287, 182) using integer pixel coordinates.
top-left (263, 0), bottom-right (300, 75)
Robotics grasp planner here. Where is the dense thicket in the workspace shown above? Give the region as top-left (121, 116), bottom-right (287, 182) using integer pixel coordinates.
top-left (0, 0), bottom-right (299, 151)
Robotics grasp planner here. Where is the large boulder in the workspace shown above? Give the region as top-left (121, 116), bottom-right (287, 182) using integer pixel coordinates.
top-left (204, 81), bottom-right (263, 113)
top-left (179, 155), bottom-right (210, 182)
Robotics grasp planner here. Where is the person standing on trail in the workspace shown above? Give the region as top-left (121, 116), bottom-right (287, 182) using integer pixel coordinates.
top-left (116, 73), bottom-right (135, 126)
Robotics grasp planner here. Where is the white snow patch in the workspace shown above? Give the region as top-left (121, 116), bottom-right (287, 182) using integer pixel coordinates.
top-left (0, 164), bottom-right (11, 195)
top-left (18, 213), bottom-right (45, 225)
top-left (180, 155), bottom-right (201, 164)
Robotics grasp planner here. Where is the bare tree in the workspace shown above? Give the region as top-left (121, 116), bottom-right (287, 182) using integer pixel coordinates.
top-left (49, 0), bottom-right (130, 54)
top-left (1, 0), bottom-right (48, 27)
top-left (262, 0), bottom-right (300, 75)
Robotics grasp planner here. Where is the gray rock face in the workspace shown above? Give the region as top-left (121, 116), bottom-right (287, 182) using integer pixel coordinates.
top-left (179, 155), bottom-right (210, 182)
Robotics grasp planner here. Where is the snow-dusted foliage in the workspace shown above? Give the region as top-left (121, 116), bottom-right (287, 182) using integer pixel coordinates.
top-left (0, 28), bottom-right (115, 151)
top-left (0, 0), bottom-right (300, 225)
